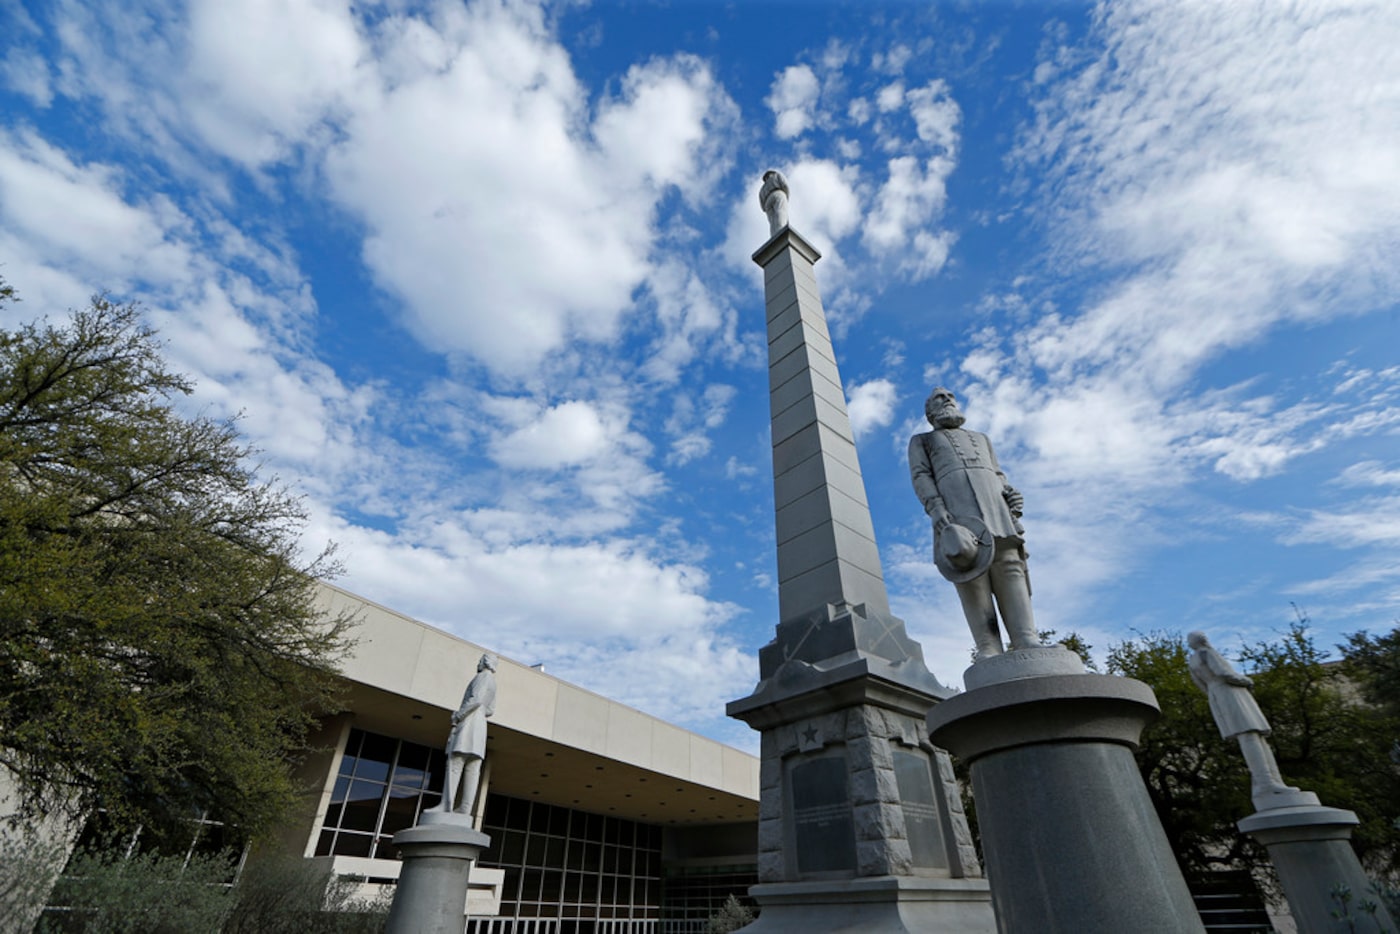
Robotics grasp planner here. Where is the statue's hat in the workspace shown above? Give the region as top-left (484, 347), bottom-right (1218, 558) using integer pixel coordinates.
top-left (934, 515), bottom-right (995, 584)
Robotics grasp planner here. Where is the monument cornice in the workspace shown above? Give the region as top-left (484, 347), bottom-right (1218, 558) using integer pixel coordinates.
top-left (752, 226), bottom-right (822, 267)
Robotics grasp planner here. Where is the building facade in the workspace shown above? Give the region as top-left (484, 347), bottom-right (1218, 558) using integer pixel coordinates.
top-left (272, 583), bottom-right (760, 933)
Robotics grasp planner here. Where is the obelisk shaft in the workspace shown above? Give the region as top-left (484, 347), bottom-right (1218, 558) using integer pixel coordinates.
top-left (753, 230), bottom-right (889, 625)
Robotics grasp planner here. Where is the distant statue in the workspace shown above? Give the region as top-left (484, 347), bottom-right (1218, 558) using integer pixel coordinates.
top-left (759, 169), bottom-right (790, 236)
top-left (435, 653), bottom-right (497, 816)
top-left (909, 387), bottom-right (1035, 659)
top-left (1187, 632), bottom-right (1297, 801)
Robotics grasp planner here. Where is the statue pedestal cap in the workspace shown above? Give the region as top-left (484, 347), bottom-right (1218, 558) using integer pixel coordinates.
top-left (927, 659), bottom-right (1205, 934)
top-left (385, 811), bottom-right (491, 934)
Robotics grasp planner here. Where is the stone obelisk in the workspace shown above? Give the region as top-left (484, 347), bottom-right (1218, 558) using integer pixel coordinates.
top-left (726, 171), bottom-right (995, 933)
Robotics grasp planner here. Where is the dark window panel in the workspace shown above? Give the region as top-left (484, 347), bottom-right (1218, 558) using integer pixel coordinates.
top-left (333, 832), bottom-right (373, 858)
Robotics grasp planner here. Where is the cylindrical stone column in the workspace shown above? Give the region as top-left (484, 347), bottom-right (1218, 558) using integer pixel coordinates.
top-left (1238, 805), bottom-right (1396, 933)
top-left (384, 813), bottom-right (490, 934)
top-left (927, 673), bottom-right (1204, 934)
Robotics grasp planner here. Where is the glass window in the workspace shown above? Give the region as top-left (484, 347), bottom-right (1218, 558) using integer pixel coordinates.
top-left (318, 728), bottom-right (447, 860)
top-left (334, 832), bottom-right (372, 858)
top-left (356, 733), bottom-right (397, 780)
top-left (380, 788), bottom-right (420, 836)
top-left (340, 779), bottom-right (386, 832)
top-left (476, 793), bottom-right (662, 927)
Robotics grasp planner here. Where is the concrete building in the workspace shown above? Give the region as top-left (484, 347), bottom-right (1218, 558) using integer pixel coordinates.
top-left (277, 583), bottom-right (760, 934)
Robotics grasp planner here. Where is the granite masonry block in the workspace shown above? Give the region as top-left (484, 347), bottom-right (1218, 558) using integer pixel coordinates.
top-left (854, 802), bottom-right (908, 842)
top-left (758, 817), bottom-right (784, 853)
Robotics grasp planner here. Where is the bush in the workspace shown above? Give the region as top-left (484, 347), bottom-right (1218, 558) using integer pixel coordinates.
top-left (37, 844), bottom-right (234, 933)
top-left (32, 839), bottom-right (389, 934)
top-left (223, 853), bottom-right (389, 933)
top-left (706, 893), bottom-right (755, 934)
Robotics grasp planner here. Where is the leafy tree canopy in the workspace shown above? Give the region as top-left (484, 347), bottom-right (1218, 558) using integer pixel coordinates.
top-left (1108, 620), bottom-right (1400, 876)
top-left (0, 280), bottom-right (352, 844)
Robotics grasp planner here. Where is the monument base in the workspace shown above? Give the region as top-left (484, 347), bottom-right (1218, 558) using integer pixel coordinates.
top-left (738, 876), bottom-right (995, 933)
top-left (1239, 803), bottom-right (1397, 933)
top-left (385, 811), bottom-right (491, 934)
top-left (927, 665), bottom-right (1205, 934)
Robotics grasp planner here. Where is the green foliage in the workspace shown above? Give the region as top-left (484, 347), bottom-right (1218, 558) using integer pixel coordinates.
top-left (221, 852), bottom-right (389, 933)
top-left (33, 839), bottom-right (389, 934)
top-left (0, 280), bottom-right (353, 843)
top-left (705, 893), bottom-right (755, 934)
top-left (1108, 621), bottom-right (1400, 876)
top-left (1342, 625), bottom-right (1400, 716)
top-left (38, 841), bottom-right (235, 933)
top-left (1329, 882), bottom-right (1390, 933)
top-left (1039, 629), bottom-right (1099, 670)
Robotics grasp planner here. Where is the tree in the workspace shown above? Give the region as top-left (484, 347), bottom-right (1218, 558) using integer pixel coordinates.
top-left (1340, 623), bottom-right (1400, 717)
top-left (0, 281), bottom-right (352, 845)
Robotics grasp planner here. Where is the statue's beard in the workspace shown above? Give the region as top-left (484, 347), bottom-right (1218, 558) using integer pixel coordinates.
top-left (935, 411), bottom-right (965, 429)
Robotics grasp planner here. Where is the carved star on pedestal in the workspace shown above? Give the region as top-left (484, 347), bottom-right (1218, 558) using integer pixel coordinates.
top-left (798, 724), bottom-right (823, 752)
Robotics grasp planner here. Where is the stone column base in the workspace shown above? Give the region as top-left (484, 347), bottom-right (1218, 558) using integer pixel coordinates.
top-left (1239, 804), bottom-right (1397, 933)
top-left (385, 812), bottom-right (491, 934)
top-left (738, 876), bottom-right (995, 933)
top-left (928, 671), bottom-right (1205, 934)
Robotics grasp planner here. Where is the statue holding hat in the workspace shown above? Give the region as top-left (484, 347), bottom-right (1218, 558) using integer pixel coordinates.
top-left (909, 387), bottom-right (1037, 659)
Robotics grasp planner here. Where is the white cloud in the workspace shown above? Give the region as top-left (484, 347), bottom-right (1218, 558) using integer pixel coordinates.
top-left (317, 511), bottom-right (751, 727)
top-left (766, 64), bottom-right (820, 139)
top-left (1, 48), bottom-right (54, 107)
top-left (907, 79), bottom-right (960, 152)
top-left (640, 259), bottom-right (732, 384)
top-left (0, 130), bottom-right (192, 290)
top-left (847, 378), bottom-right (897, 440)
top-left (490, 400), bottom-right (612, 469)
top-left (1286, 496), bottom-right (1400, 548)
top-left (324, 8), bottom-right (737, 378)
top-left (875, 81), bottom-right (905, 113)
top-left (1337, 461), bottom-right (1400, 488)
top-left (863, 155), bottom-right (955, 262)
top-left (873, 45), bottom-right (913, 77)
top-left (183, 0), bottom-right (366, 166)
top-left (0, 123), bottom-right (382, 498)
top-left (784, 159), bottom-right (863, 254)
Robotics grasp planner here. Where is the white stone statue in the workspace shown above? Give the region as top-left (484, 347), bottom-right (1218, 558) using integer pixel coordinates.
top-left (759, 169), bottom-right (789, 236)
top-left (909, 387), bottom-right (1036, 659)
top-left (1186, 632), bottom-right (1297, 802)
top-left (435, 653), bottom-right (497, 816)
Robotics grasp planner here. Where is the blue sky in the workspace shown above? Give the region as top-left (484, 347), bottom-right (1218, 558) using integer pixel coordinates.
top-left (2, 0), bottom-right (1398, 750)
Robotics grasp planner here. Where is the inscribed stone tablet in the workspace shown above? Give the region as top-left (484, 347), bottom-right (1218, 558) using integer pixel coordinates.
top-left (790, 755), bottom-right (856, 874)
top-left (893, 749), bottom-right (948, 870)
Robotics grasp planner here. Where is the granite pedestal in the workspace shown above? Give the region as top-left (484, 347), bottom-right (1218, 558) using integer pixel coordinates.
top-left (926, 649), bottom-right (1204, 934)
top-left (385, 811), bottom-right (490, 934)
top-left (728, 604), bottom-right (995, 934)
top-left (1239, 797), bottom-right (1397, 933)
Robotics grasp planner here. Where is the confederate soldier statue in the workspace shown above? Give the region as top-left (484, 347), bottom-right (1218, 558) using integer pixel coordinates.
top-left (759, 169), bottom-right (790, 236)
top-left (435, 653), bottom-right (498, 816)
top-left (909, 387), bottom-right (1036, 659)
top-left (1187, 631), bottom-right (1297, 802)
